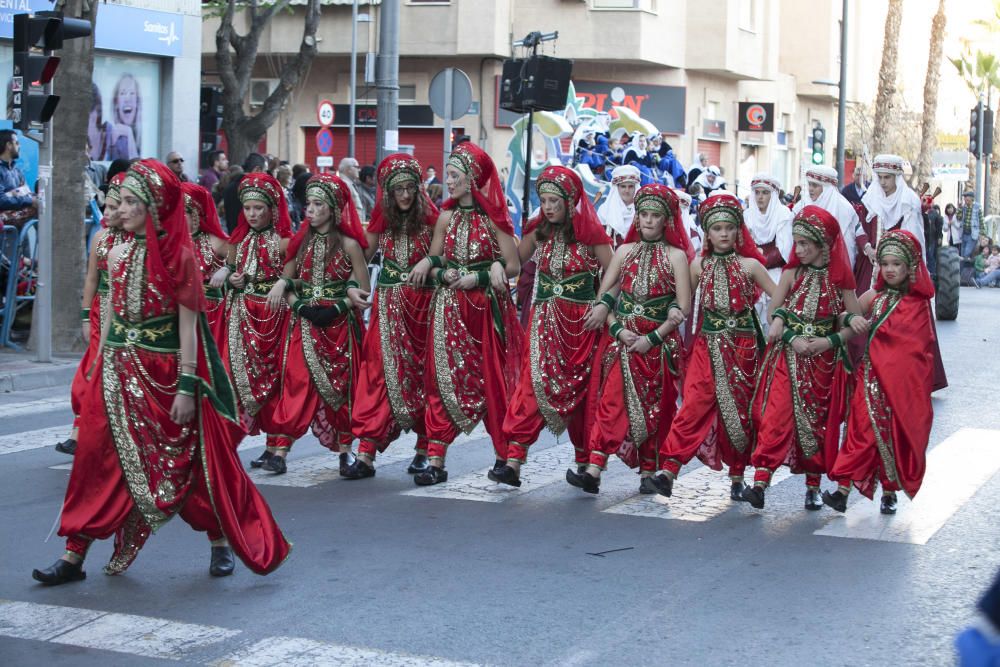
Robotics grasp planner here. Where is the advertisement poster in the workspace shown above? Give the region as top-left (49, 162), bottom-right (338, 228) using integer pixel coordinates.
top-left (88, 55), bottom-right (160, 162)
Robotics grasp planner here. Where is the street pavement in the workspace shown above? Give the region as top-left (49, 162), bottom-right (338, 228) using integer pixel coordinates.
top-left (1, 287), bottom-right (999, 666)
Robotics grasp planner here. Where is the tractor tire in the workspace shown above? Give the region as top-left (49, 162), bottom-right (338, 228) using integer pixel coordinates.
top-left (935, 245), bottom-right (959, 321)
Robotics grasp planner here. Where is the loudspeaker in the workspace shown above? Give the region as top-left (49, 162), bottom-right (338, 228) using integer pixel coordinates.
top-left (520, 56), bottom-right (572, 112)
top-left (499, 58), bottom-right (527, 113)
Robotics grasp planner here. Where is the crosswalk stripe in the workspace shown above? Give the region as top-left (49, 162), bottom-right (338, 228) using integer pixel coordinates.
top-left (211, 636), bottom-right (482, 667)
top-left (602, 467), bottom-right (793, 522)
top-left (813, 427), bottom-right (1000, 545)
top-left (0, 599), bottom-right (480, 666)
top-left (402, 442), bottom-right (576, 503)
top-left (0, 599), bottom-right (239, 660)
top-left (0, 425), bottom-right (70, 456)
top-left (250, 443), bottom-right (415, 488)
top-left (0, 396), bottom-right (71, 420)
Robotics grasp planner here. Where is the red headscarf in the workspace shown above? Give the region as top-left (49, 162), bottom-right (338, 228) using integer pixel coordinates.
top-left (874, 229), bottom-right (934, 299)
top-left (442, 142), bottom-right (514, 236)
top-left (101, 172), bottom-right (128, 228)
top-left (784, 204), bottom-right (856, 290)
top-left (368, 153), bottom-right (439, 234)
top-left (286, 172), bottom-right (369, 258)
top-left (525, 165), bottom-right (610, 247)
top-left (624, 183), bottom-right (695, 261)
top-left (698, 193), bottom-right (766, 263)
top-left (181, 182), bottom-right (229, 240)
top-left (229, 173), bottom-right (293, 245)
top-left (120, 159), bottom-right (205, 311)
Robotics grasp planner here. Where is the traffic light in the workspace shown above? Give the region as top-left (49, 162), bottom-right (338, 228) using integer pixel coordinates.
top-left (970, 103), bottom-right (983, 156)
top-left (811, 125), bottom-right (826, 165)
top-left (11, 11), bottom-right (92, 132)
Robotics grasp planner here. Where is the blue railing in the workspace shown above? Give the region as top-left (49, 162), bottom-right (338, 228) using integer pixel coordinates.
top-left (0, 219), bottom-right (38, 349)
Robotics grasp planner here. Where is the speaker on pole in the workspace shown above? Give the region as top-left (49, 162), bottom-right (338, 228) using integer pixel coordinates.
top-left (499, 55), bottom-right (572, 113)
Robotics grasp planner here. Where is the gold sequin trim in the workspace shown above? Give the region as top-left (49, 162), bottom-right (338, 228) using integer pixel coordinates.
top-left (378, 286), bottom-right (413, 429)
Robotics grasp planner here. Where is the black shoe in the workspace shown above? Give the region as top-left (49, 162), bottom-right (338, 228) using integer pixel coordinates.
top-left (639, 476), bottom-right (660, 495)
top-left (339, 452), bottom-right (356, 477)
top-left (487, 464), bottom-right (521, 488)
top-left (209, 546), bottom-right (235, 577)
top-left (55, 438), bottom-right (77, 455)
top-left (880, 493), bottom-right (898, 515)
top-left (250, 450), bottom-right (273, 469)
top-left (414, 466), bottom-right (448, 486)
top-left (263, 455), bottom-right (287, 475)
top-left (577, 464), bottom-right (587, 475)
top-left (822, 490), bottom-right (848, 513)
top-left (648, 473), bottom-right (674, 498)
top-left (342, 458), bottom-right (376, 480)
top-left (742, 484), bottom-right (765, 509)
top-left (731, 481), bottom-right (748, 502)
top-left (565, 468), bottom-right (600, 494)
top-left (407, 454), bottom-right (430, 474)
top-left (805, 488), bottom-right (823, 511)
top-left (492, 459), bottom-right (505, 473)
top-left (32, 558), bottom-right (86, 586)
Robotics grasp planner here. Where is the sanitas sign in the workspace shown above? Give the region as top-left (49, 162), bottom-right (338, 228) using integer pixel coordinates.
top-left (0, 0), bottom-right (185, 57)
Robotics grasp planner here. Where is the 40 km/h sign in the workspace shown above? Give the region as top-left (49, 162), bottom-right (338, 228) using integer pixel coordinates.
top-left (317, 99), bottom-right (335, 127)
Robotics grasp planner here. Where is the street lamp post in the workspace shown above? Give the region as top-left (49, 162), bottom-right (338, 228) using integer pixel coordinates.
top-left (349, 0), bottom-right (358, 158)
top-left (811, 0), bottom-right (848, 186)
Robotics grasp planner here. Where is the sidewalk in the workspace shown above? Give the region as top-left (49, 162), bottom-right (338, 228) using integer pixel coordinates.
top-left (0, 348), bottom-right (78, 393)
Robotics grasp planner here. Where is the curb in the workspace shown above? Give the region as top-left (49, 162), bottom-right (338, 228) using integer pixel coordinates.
top-left (0, 361), bottom-right (78, 393)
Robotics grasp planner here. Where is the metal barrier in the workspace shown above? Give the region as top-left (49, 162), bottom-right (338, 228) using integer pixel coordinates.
top-left (1, 219), bottom-right (39, 349)
top-left (85, 199), bottom-right (102, 254)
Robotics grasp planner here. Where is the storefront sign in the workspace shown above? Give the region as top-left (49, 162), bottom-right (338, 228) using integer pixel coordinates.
top-left (1, 1), bottom-right (185, 58)
top-left (738, 102), bottom-right (774, 132)
top-left (702, 118), bottom-right (726, 139)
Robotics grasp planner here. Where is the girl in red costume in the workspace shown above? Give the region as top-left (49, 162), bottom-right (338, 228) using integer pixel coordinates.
top-left (488, 165), bottom-right (612, 487)
top-left (32, 160), bottom-right (290, 586)
top-left (648, 193), bottom-right (776, 501)
top-left (822, 229), bottom-right (935, 515)
top-left (742, 205), bottom-right (866, 511)
top-left (346, 154), bottom-right (439, 479)
top-left (219, 174), bottom-right (293, 474)
top-left (58, 173), bottom-right (130, 456)
top-left (566, 184), bottom-right (693, 495)
top-left (267, 173), bottom-right (370, 475)
top-left (405, 142), bottom-right (522, 486)
top-left (181, 182), bottom-right (230, 344)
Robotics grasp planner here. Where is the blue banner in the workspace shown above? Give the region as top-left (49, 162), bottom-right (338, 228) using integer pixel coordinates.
top-left (0, 0), bottom-right (185, 58)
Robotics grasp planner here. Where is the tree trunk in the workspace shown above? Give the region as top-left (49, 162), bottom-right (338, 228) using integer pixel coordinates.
top-left (28, 0), bottom-right (98, 354)
top-left (914, 0), bottom-right (947, 187)
top-left (872, 0), bottom-right (903, 155)
top-left (991, 110), bottom-right (999, 216)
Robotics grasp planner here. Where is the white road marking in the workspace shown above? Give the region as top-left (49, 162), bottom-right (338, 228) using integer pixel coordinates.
top-left (0, 599), bottom-right (480, 666)
top-left (251, 445), bottom-right (415, 488)
top-left (212, 636), bottom-right (482, 667)
top-left (814, 428), bottom-right (1000, 544)
top-left (603, 466), bottom-right (793, 521)
top-left (403, 442), bottom-right (576, 503)
top-left (0, 396), bottom-right (71, 419)
top-left (0, 599), bottom-right (239, 660)
top-left (0, 425), bottom-right (70, 456)
top-left (48, 434), bottom-right (267, 471)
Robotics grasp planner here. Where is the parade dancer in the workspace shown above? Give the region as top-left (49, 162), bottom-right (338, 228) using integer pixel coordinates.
top-left (219, 174), bottom-right (293, 474)
top-left (181, 182), bottom-right (230, 344)
top-left (488, 166), bottom-right (612, 487)
top-left (405, 142), bottom-right (522, 486)
top-left (744, 174), bottom-right (793, 331)
top-left (648, 194), bottom-right (775, 501)
top-left (346, 154), bottom-right (439, 479)
top-left (793, 165), bottom-right (865, 270)
top-left (861, 154), bottom-right (946, 391)
top-left (742, 205), bottom-right (865, 511)
top-left (267, 173), bottom-right (370, 475)
top-left (33, 160), bottom-right (290, 586)
top-left (566, 184), bottom-right (693, 495)
top-left (57, 173), bottom-right (129, 456)
top-left (597, 165), bottom-right (640, 246)
top-left (822, 230), bottom-right (935, 515)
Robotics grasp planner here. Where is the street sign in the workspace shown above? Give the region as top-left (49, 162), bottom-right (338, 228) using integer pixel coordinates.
top-left (315, 127), bottom-right (334, 156)
top-left (738, 102), bottom-right (774, 132)
top-left (428, 68), bottom-right (473, 121)
top-left (317, 99), bottom-right (335, 127)
top-left (316, 156), bottom-right (334, 168)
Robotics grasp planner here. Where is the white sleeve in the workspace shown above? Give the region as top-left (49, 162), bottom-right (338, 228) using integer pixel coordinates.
top-left (903, 206), bottom-right (925, 252)
top-left (776, 214), bottom-right (793, 262)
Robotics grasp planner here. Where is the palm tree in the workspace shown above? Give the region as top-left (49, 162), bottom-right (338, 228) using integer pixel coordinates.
top-left (872, 0), bottom-right (904, 155)
top-left (914, 0), bottom-right (948, 186)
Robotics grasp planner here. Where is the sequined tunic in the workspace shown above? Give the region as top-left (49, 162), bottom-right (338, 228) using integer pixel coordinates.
top-left (525, 230), bottom-right (601, 434)
top-left (192, 231), bottom-right (226, 337)
top-left (225, 226), bottom-right (287, 416)
top-left (755, 264), bottom-right (846, 461)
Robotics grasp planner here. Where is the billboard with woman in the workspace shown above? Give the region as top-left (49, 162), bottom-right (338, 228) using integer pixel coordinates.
top-left (87, 55), bottom-right (160, 162)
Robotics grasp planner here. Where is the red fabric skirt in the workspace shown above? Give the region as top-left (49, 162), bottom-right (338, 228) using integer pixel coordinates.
top-left (69, 292), bottom-right (103, 421)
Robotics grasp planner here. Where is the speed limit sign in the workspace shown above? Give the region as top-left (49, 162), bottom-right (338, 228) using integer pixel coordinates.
top-left (317, 99), bottom-right (335, 127)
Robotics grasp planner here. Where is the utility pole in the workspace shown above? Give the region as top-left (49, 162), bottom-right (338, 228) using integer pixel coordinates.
top-left (836, 0), bottom-right (848, 186)
top-left (375, 0), bottom-right (399, 165)
top-left (349, 0), bottom-right (358, 157)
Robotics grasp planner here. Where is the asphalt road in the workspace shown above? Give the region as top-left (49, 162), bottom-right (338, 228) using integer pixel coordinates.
top-left (1, 287), bottom-right (999, 666)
